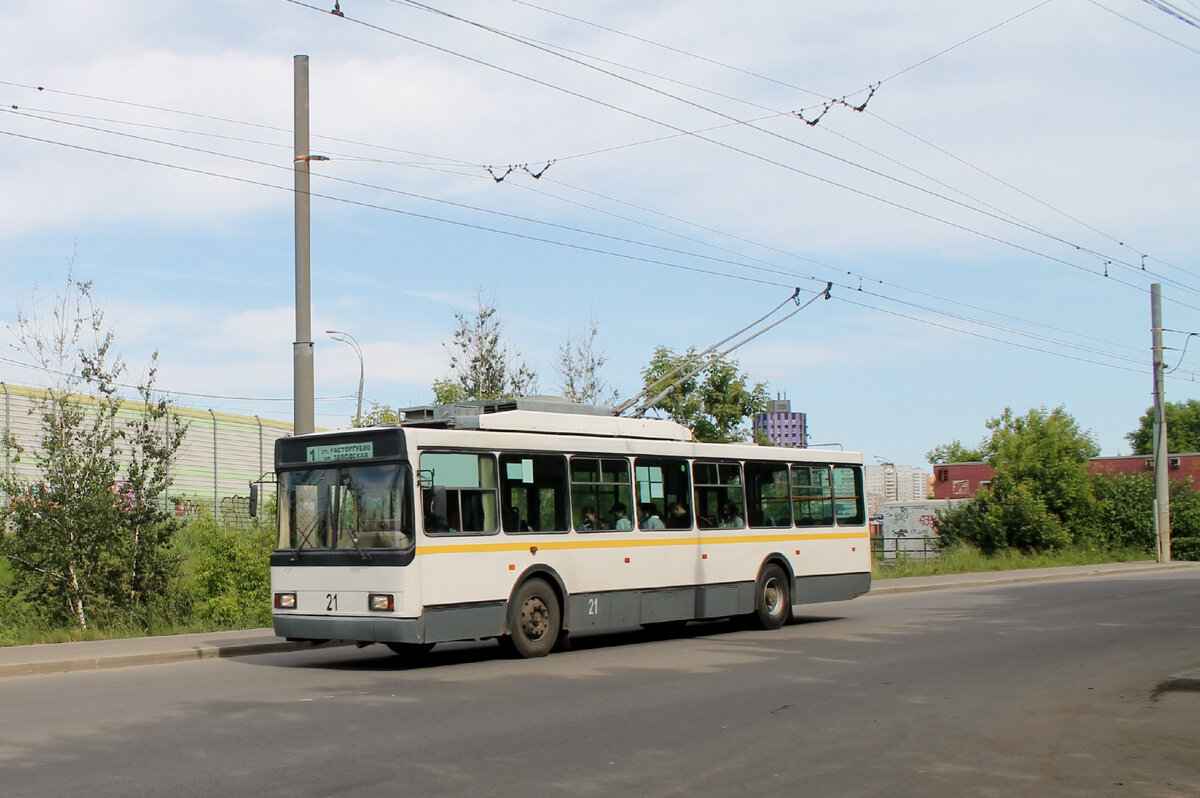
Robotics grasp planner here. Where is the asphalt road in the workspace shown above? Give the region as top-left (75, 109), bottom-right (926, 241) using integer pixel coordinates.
top-left (2, 570), bottom-right (1197, 798)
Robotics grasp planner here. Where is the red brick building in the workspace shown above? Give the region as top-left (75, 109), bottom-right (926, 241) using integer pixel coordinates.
top-left (931, 454), bottom-right (1200, 500)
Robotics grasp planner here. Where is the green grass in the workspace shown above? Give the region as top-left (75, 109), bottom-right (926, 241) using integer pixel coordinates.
top-left (0, 617), bottom-right (253, 648)
top-left (873, 544), bottom-right (1154, 579)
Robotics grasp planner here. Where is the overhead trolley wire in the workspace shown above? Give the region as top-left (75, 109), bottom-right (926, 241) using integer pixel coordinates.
top-left (492, 0), bottom-right (1200, 288)
top-left (1085, 0), bottom-right (1200, 56)
top-left (346, 0), bottom-right (1196, 297)
top-left (0, 126), bottom-right (797, 291)
top-left (6, 83), bottom-right (1191, 381)
top-left (6, 100), bottom-right (1171, 363)
top-left (0, 105), bottom-right (819, 288)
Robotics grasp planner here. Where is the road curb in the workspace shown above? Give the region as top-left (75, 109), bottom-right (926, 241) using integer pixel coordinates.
top-left (868, 561), bottom-right (1200, 596)
top-left (0, 639), bottom-right (319, 680)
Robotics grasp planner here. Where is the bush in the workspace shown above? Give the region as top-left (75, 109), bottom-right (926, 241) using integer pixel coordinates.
top-left (936, 474), bottom-right (1070, 554)
top-left (1172, 537), bottom-right (1200, 561)
top-left (1089, 472), bottom-right (1155, 552)
top-left (173, 514), bottom-right (273, 629)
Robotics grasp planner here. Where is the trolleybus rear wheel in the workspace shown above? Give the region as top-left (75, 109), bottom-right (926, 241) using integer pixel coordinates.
top-left (501, 578), bottom-right (560, 658)
top-left (752, 564), bottom-right (791, 630)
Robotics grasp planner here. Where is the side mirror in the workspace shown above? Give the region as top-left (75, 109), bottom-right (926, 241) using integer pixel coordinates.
top-left (432, 485), bottom-right (448, 519)
top-left (249, 483), bottom-right (259, 518)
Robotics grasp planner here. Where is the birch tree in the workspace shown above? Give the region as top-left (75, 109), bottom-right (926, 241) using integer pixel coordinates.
top-left (1, 268), bottom-right (185, 630)
top-left (556, 315), bottom-right (619, 406)
top-left (431, 292), bottom-right (537, 404)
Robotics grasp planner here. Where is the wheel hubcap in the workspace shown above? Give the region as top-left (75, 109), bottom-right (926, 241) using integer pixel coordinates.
top-left (763, 578), bottom-right (782, 615)
top-left (521, 597), bottom-right (549, 640)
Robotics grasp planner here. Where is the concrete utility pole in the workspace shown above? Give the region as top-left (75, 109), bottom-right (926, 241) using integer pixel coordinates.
top-left (1151, 283), bottom-right (1171, 562)
top-left (293, 54), bottom-right (315, 436)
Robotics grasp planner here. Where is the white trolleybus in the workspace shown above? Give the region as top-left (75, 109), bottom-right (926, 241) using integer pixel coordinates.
top-left (269, 398), bottom-right (871, 658)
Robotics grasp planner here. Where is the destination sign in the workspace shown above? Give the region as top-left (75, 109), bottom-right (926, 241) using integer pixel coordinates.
top-left (306, 442), bottom-right (374, 462)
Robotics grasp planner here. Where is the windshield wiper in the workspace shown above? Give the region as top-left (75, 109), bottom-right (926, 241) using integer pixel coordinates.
top-left (346, 527), bottom-right (372, 561)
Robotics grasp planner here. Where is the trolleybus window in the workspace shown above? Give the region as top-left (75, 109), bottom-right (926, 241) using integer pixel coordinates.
top-left (634, 458), bottom-right (691, 531)
top-left (693, 461), bottom-right (745, 529)
top-left (420, 452), bottom-right (499, 535)
top-left (832, 465), bottom-right (866, 526)
top-left (745, 461), bottom-right (792, 528)
top-left (500, 453), bottom-right (569, 533)
top-left (571, 457), bottom-right (632, 532)
top-left (279, 463), bottom-right (413, 551)
top-left (792, 465), bottom-right (833, 527)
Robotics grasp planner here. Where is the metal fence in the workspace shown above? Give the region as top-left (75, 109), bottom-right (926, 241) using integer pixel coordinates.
top-left (2, 382), bottom-right (289, 522)
top-left (871, 534), bottom-right (939, 562)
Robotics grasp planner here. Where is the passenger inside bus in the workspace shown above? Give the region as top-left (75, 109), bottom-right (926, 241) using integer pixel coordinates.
top-left (666, 501), bottom-right (691, 529)
top-left (639, 503), bottom-right (665, 529)
top-left (719, 500), bottom-right (745, 528)
top-left (611, 502), bottom-right (632, 530)
top-left (578, 505), bottom-right (599, 531)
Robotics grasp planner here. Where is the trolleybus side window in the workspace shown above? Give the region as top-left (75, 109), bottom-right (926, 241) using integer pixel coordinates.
top-left (571, 457), bottom-right (633, 532)
top-left (792, 465), bottom-right (833, 527)
top-left (420, 452), bottom-right (499, 535)
top-left (634, 457), bottom-right (691, 530)
top-left (832, 465), bottom-right (866, 526)
top-left (693, 461), bottom-right (745, 529)
top-left (500, 453), bottom-right (569, 533)
top-left (745, 461), bottom-right (792, 528)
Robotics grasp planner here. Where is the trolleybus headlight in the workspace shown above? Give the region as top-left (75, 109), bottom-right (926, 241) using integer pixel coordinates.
top-left (274, 592), bottom-right (297, 610)
top-left (369, 593), bottom-right (394, 612)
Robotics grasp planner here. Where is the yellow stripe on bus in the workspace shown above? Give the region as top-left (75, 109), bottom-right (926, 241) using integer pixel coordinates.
top-left (418, 530), bottom-right (868, 556)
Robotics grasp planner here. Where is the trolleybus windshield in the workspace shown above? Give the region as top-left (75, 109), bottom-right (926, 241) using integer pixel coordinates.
top-left (279, 463), bottom-right (414, 553)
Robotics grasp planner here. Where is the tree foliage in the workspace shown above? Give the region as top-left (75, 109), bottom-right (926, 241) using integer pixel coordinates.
top-left (640, 346), bottom-right (768, 443)
top-left (934, 406), bottom-right (1098, 553)
top-left (926, 439), bottom-right (992, 465)
top-left (352, 402), bottom-right (399, 428)
top-left (432, 292), bottom-right (536, 404)
top-left (556, 314), bottom-right (619, 406)
top-left (0, 271), bottom-right (185, 631)
top-left (1126, 399), bottom-right (1200, 456)
top-left (986, 406), bottom-right (1099, 529)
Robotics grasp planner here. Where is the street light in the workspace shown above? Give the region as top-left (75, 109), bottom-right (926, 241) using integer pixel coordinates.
top-left (326, 329), bottom-right (364, 425)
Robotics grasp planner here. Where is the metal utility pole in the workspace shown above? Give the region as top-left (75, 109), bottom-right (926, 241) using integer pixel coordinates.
top-left (1151, 283), bottom-right (1171, 562)
top-left (293, 54), bottom-right (315, 436)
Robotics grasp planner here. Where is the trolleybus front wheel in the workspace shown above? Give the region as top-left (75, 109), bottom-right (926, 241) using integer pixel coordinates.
top-left (752, 564), bottom-right (791, 630)
top-left (500, 578), bottom-right (561, 658)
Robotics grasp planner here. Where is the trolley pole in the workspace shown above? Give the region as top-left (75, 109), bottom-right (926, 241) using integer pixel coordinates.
top-left (1151, 284), bottom-right (1171, 562)
top-left (293, 54), bottom-right (315, 436)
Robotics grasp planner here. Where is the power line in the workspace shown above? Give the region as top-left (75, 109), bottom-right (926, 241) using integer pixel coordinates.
top-left (1140, 0), bottom-right (1200, 30)
top-left (337, 0), bottom-right (1195, 296)
top-left (0, 354), bottom-right (355, 403)
top-left (3, 75), bottom-right (1189, 378)
top-left (9, 100), bottom-right (1182, 363)
top-left (1085, 0), bottom-right (1200, 56)
top-left (0, 125), bottom-right (796, 291)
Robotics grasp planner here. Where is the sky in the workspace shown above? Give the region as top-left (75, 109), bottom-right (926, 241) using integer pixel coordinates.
top-left (2, 0), bottom-right (1199, 470)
